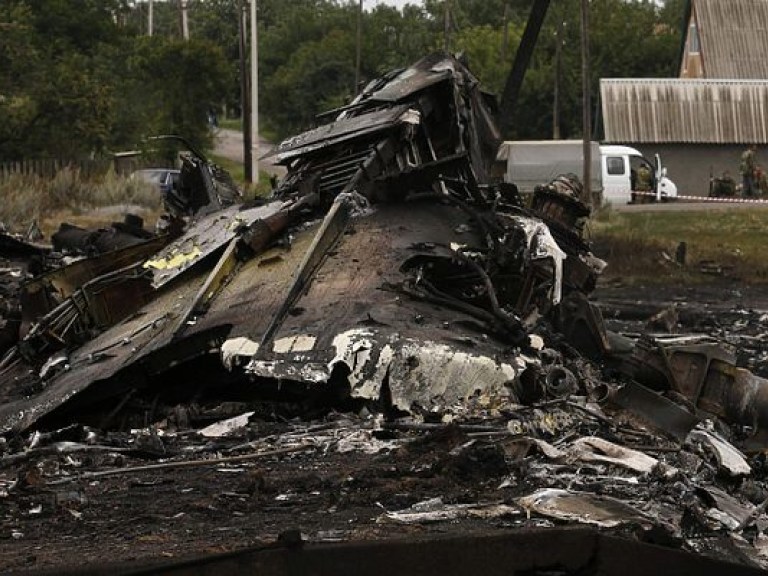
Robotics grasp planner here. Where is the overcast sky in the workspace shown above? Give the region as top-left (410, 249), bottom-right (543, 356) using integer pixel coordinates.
top-left (370, 0), bottom-right (423, 9)
top-left (372, 0), bottom-right (666, 9)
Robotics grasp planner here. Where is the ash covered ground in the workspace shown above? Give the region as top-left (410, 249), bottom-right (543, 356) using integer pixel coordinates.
top-left (1, 282), bottom-right (768, 574)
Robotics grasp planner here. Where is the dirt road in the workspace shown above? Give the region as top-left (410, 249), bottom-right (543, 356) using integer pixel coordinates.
top-left (213, 128), bottom-right (286, 177)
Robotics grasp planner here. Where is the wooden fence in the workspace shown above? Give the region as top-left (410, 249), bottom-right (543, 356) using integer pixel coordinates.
top-left (0, 158), bottom-right (114, 179)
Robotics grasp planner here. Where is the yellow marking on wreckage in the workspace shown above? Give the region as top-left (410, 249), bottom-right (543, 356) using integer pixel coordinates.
top-left (143, 246), bottom-right (203, 270)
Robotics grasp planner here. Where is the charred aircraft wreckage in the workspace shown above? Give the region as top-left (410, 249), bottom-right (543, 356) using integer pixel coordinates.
top-left (3, 54), bottom-right (768, 573)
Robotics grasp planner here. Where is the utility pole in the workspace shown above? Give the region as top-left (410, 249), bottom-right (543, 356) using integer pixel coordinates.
top-left (580, 0), bottom-right (591, 205)
top-left (148, 0), bottom-right (153, 37)
top-left (179, 0), bottom-right (189, 40)
top-left (250, 0), bottom-right (259, 184)
top-left (498, 0), bottom-right (550, 137)
top-left (239, 2), bottom-right (252, 183)
top-left (553, 19), bottom-right (564, 140)
top-left (443, 0), bottom-right (451, 53)
top-left (501, 3), bottom-right (510, 62)
top-left (354, 0), bottom-right (363, 94)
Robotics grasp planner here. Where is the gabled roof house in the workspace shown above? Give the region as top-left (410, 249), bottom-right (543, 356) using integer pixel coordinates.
top-left (600, 0), bottom-right (768, 196)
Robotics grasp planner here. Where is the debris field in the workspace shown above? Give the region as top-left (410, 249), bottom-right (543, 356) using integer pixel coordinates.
top-left (1, 54), bottom-right (768, 574)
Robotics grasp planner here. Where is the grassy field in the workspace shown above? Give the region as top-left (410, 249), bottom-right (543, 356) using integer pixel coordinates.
top-left (1, 156), bottom-right (270, 239)
top-left (6, 164), bottom-right (768, 287)
top-left (0, 168), bottom-right (163, 238)
top-left (218, 117), bottom-right (242, 131)
top-left (208, 153), bottom-right (274, 199)
top-left (590, 206), bottom-right (768, 284)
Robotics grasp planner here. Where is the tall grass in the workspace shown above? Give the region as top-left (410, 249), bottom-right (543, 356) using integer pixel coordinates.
top-left (590, 206), bottom-right (768, 284)
top-left (208, 154), bottom-right (274, 200)
top-left (0, 167), bottom-right (162, 235)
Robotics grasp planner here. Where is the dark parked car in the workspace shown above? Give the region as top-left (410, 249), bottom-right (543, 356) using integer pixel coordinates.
top-left (130, 168), bottom-right (180, 196)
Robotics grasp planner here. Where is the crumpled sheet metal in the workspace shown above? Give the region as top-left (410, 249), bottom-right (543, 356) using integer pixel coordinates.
top-left (246, 327), bottom-right (528, 413)
top-left (569, 436), bottom-right (677, 478)
top-left (503, 435), bottom-right (676, 478)
top-left (267, 105), bottom-right (411, 164)
top-left (687, 425), bottom-right (751, 477)
top-left (145, 202), bottom-right (284, 289)
top-left (0, 269), bottom-right (208, 434)
top-left (518, 488), bottom-right (654, 529)
top-left (270, 52), bottom-right (500, 188)
top-left (626, 335), bottom-right (768, 448)
top-left (380, 498), bottom-right (520, 524)
top-left (507, 214), bottom-right (566, 305)
top-left (359, 53), bottom-right (455, 103)
top-left (0, 201), bottom-right (535, 432)
top-left (233, 201), bottom-right (539, 412)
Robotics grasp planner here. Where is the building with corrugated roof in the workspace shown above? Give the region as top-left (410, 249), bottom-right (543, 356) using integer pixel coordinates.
top-left (600, 0), bottom-right (768, 197)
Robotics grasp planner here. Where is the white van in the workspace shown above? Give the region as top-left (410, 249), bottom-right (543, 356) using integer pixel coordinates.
top-left (600, 145), bottom-right (677, 205)
top-left (496, 141), bottom-right (677, 205)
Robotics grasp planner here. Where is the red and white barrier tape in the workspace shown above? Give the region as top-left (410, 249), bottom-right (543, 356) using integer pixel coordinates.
top-left (631, 190), bottom-right (768, 204)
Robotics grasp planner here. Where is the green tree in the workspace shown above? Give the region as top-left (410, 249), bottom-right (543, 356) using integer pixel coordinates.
top-left (115, 37), bottom-right (230, 151)
top-left (0, 3), bottom-right (43, 158)
top-left (0, 0), bottom-right (117, 158)
top-left (505, 0), bottom-right (680, 139)
top-left (0, 0), bottom-right (230, 159)
top-left (263, 29), bottom-right (356, 138)
top-left (1, 0), bottom-right (688, 159)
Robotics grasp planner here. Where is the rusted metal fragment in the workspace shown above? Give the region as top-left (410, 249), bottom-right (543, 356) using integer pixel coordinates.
top-left (611, 380), bottom-right (700, 441)
top-left (624, 335), bottom-right (768, 448)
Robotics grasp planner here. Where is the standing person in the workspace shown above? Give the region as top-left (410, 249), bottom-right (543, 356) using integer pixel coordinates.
top-left (758, 166), bottom-right (768, 197)
top-left (636, 162), bottom-right (653, 201)
top-left (740, 145), bottom-right (757, 196)
top-left (207, 107), bottom-right (218, 130)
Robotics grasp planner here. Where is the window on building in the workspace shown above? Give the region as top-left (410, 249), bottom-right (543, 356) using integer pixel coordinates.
top-left (689, 22), bottom-right (700, 54)
top-left (606, 156), bottom-right (625, 175)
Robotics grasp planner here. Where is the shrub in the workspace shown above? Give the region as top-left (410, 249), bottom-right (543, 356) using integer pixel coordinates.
top-left (0, 169), bottom-right (162, 233)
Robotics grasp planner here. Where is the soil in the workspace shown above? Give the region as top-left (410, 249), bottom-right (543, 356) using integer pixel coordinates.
top-left (2, 280), bottom-right (768, 573)
top-left (0, 422), bottom-right (529, 572)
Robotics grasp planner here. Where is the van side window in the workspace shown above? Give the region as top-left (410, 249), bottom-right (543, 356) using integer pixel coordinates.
top-left (606, 156), bottom-right (625, 175)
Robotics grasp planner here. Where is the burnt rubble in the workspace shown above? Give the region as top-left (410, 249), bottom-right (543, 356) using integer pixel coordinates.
top-left (2, 54), bottom-right (768, 573)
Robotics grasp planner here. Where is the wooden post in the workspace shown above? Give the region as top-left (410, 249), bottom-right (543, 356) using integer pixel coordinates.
top-left (553, 19), bottom-right (564, 140)
top-left (443, 0), bottom-right (451, 52)
top-left (250, 0), bottom-right (259, 184)
top-left (239, 2), bottom-right (252, 183)
top-left (580, 0), bottom-right (591, 206)
top-left (354, 0), bottom-right (363, 93)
